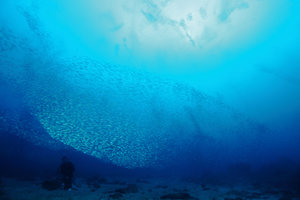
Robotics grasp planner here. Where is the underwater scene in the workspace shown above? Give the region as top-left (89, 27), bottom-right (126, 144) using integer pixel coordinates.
top-left (0, 0), bottom-right (300, 199)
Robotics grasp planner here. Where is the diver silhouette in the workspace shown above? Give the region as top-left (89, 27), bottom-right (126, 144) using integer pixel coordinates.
top-left (56, 156), bottom-right (75, 191)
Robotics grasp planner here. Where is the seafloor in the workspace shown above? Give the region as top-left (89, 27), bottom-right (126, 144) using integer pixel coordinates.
top-left (1, 176), bottom-right (300, 200)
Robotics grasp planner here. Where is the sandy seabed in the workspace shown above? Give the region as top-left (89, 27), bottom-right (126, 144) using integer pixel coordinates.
top-left (0, 177), bottom-right (298, 200)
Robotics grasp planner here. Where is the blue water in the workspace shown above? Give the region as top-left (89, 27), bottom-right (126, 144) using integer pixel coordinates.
top-left (0, 0), bottom-right (300, 186)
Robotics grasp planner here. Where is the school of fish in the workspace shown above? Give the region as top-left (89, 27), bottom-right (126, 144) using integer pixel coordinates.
top-left (0, 5), bottom-right (267, 168)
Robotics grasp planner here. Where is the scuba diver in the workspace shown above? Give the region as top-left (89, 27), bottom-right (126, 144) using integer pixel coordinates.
top-left (56, 156), bottom-right (76, 191)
